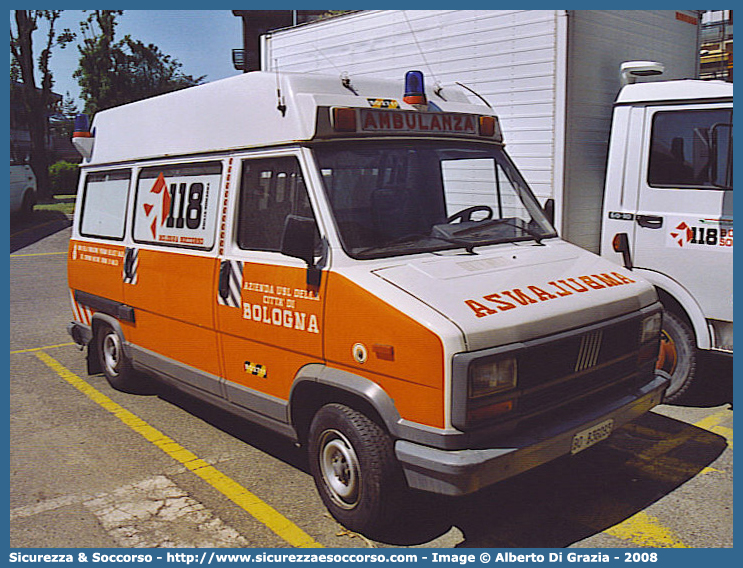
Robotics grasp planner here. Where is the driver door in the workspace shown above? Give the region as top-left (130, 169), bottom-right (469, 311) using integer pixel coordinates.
top-left (215, 153), bottom-right (327, 415)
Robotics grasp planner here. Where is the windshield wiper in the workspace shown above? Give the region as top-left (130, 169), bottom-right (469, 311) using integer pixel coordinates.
top-left (451, 218), bottom-right (546, 245)
top-left (355, 233), bottom-right (472, 257)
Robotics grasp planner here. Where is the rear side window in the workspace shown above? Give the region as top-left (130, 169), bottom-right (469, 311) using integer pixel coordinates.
top-left (134, 162), bottom-right (222, 250)
top-left (79, 170), bottom-right (131, 240)
top-left (237, 157), bottom-right (316, 252)
top-left (648, 108), bottom-right (733, 189)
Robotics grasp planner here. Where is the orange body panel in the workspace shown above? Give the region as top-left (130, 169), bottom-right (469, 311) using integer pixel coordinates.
top-left (68, 238), bottom-right (446, 429)
top-left (123, 248), bottom-right (221, 376)
top-left (323, 272), bottom-right (445, 428)
top-left (217, 262), bottom-right (325, 399)
top-left (68, 240), bottom-right (125, 304)
top-left (128, 309), bottom-right (221, 377)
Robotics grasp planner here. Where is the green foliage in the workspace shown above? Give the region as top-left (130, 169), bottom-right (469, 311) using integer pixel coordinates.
top-left (48, 160), bottom-right (80, 195)
top-left (74, 10), bottom-right (204, 115)
top-left (10, 10), bottom-right (75, 200)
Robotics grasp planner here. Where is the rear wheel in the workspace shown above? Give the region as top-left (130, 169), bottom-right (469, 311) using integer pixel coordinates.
top-left (308, 403), bottom-right (406, 535)
top-left (95, 323), bottom-right (146, 393)
top-left (657, 309), bottom-right (697, 403)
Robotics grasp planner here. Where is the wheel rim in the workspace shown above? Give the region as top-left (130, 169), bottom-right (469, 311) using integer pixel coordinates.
top-left (102, 332), bottom-right (122, 377)
top-left (318, 429), bottom-right (360, 509)
top-left (656, 329), bottom-right (678, 375)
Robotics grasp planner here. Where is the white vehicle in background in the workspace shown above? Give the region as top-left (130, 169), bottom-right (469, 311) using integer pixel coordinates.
top-left (601, 66), bottom-right (733, 402)
top-left (10, 160), bottom-right (37, 217)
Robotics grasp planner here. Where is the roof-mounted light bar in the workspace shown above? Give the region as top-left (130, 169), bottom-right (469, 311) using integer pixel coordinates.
top-left (329, 107), bottom-right (502, 142)
top-left (403, 70), bottom-right (427, 106)
top-left (72, 113), bottom-right (95, 160)
top-left (73, 114), bottom-right (92, 138)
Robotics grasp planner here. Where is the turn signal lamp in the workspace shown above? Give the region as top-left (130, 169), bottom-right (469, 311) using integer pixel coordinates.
top-left (73, 114), bottom-right (92, 138)
top-left (403, 70), bottom-right (427, 105)
top-left (637, 312), bottom-right (662, 366)
top-left (468, 399), bottom-right (514, 423)
top-left (479, 116), bottom-right (496, 137)
top-left (332, 107), bottom-right (357, 132)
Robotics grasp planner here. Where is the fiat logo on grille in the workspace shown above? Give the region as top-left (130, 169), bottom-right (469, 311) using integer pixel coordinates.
top-left (575, 330), bottom-right (603, 372)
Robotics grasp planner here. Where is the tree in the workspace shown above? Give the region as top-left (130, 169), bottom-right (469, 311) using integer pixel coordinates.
top-left (10, 10), bottom-right (74, 201)
top-left (75, 10), bottom-right (204, 115)
top-left (49, 92), bottom-right (79, 140)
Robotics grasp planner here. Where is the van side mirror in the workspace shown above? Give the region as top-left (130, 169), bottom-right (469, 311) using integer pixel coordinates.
top-left (612, 232), bottom-right (633, 269)
top-left (711, 123), bottom-right (733, 189)
top-left (281, 215), bottom-right (322, 287)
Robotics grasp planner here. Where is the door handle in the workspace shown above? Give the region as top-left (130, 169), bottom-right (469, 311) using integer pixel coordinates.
top-left (218, 261), bottom-right (231, 300)
top-left (123, 248), bottom-right (136, 280)
top-left (636, 215), bottom-right (663, 229)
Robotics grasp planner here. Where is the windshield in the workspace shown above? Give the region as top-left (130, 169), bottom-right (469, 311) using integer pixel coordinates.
top-left (313, 140), bottom-right (557, 259)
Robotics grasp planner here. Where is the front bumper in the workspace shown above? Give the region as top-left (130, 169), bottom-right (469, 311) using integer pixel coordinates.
top-left (395, 372), bottom-right (668, 496)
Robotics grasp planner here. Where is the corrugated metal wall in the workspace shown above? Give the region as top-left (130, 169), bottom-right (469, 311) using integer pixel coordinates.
top-left (563, 10), bottom-right (700, 251)
top-left (265, 10), bottom-right (562, 204)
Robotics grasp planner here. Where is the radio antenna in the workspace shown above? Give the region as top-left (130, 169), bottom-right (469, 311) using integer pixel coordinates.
top-left (402, 11), bottom-right (444, 99)
top-left (455, 81), bottom-right (493, 109)
top-left (274, 59), bottom-right (287, 116)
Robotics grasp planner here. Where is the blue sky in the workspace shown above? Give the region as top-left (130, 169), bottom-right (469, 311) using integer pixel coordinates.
top-left (38, 10), bottom-right (243, 107)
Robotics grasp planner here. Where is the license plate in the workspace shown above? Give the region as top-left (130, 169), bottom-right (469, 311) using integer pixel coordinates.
top-left (571, 419), bottom-right (614, 454)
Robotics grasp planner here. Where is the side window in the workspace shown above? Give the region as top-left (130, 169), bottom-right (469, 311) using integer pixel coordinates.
top-left (237, 157), bottom-right (315, 252)
top-left (79, 170), bottom-right (131, 240)
top-left (648, 108), bottom-right (733, 189)
top-left (134, 162), bottom-right (222, 249)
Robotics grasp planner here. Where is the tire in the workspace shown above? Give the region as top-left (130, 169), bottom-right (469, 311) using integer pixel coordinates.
top-left (657, 309), bottom-right (697, 403)
top-left (20, 190), bottom-right (35, 218)
top-left (95, 323), bottom-right (146, 393)
top-left (308, 403), bottom-right (406, 535)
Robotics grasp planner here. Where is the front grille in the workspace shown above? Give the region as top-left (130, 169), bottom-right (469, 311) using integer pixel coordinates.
top-left (456, 313), bottom-right (657, 431)
top-left (575, 329), bottom-right (603, 372)
top-left (517, 317), bottom-right (640, 390)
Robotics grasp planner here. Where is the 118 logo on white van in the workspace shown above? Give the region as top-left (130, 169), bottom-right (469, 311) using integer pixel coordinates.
top-left (668, 219), bottom-right (733, 250)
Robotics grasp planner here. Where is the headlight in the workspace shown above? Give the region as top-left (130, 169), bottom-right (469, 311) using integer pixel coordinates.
top-left (640, 313), bottom-right (662, 344)
top-left (469, 357), bottom-right (517, 398)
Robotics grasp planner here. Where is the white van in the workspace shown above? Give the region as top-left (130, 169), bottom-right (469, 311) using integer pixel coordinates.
top-left (602, 78), bottom-right (733, 402)
top-left (68, 71), bottom-right (667, 534)
top-left (10, 160), bottom-right (37, 217)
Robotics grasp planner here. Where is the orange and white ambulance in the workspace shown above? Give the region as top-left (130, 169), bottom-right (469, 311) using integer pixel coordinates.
top-left (68, 70), bottom-right (668, 534)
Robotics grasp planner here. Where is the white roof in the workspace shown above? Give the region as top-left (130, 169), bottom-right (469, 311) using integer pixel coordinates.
top-left (84, 71), bottom-right (488, 166)
top-left (616, 79), bottom-right (733, 105)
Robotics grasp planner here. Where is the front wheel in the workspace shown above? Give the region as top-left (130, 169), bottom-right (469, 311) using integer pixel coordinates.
top-left (308, 403), bottom-right (406, 535)
top-left (657, 310), bottom-right (697, 403)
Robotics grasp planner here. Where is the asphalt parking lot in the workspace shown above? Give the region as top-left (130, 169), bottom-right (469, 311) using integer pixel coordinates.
top-left (9, 214), bottom-right (733, 549)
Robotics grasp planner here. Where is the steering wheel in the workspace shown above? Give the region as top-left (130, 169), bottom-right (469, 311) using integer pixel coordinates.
top-left (447, 205), bottom-right (493, 224)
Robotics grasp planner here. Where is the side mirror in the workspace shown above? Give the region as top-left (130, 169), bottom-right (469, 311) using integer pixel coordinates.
top-left (612, 232), bottom-right (633, 270)
top-left (281, 215), bottom-right (322, 287)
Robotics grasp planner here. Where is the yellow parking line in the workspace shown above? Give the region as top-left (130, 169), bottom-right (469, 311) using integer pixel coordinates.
top-left (603, 406), bottom-right (733, 547)
top-left (11, 251), bottom-right (68, 258)
top-left (11, 342), bottom-right (76, 355)
top-left (604, 511), bottom-right (690, 548)
top-left (34, 350), bottom-right (323, 549)
top-left (694, 408), bottom-right (733, 449)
